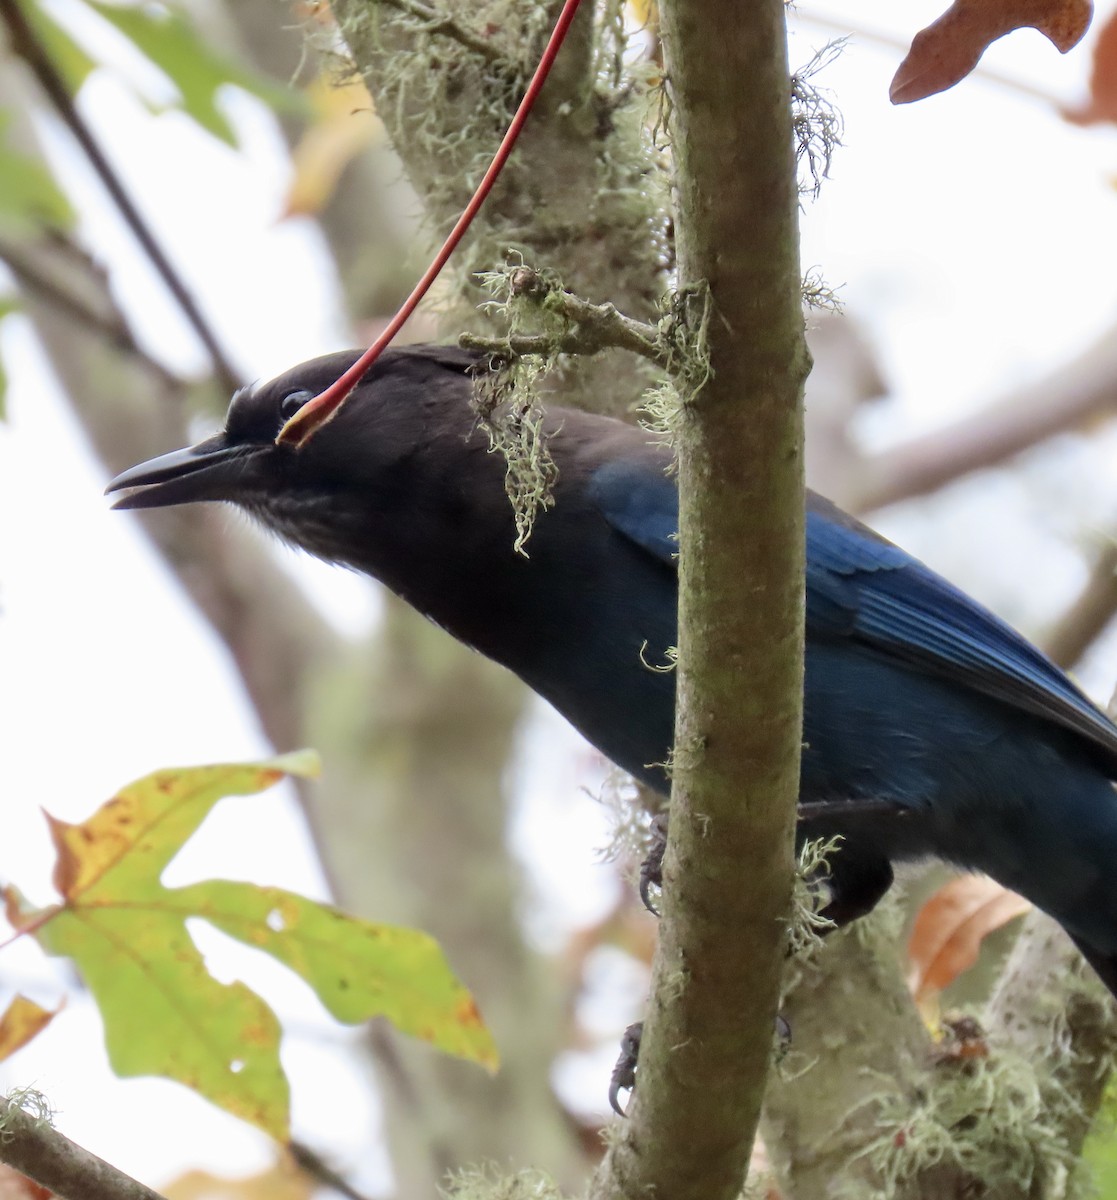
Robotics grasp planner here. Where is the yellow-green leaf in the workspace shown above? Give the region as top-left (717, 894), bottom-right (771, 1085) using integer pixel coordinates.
top-left (45, 749), bottom-right (320, 899)
top-left (41, 902), bottom-right (290, 1135)
top-left (179, 881), bottom-right (498, 1070)
top-left (11, 751), bottom-right (496, 1139)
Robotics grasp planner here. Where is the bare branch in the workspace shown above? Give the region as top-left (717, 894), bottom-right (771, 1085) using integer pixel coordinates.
top-left (289, 1140), bottom-right (375, 1200)
top-left (850, 322), bottom-right (1117, 513)
top-left (0, 0), bottom-right (241, 392)
top-left (0, 235), bottom-right (180, 389)
top-left (1043, 536), bottom-right (1117, 671)
top-left (0, 1093), bottom-right (167, 1200)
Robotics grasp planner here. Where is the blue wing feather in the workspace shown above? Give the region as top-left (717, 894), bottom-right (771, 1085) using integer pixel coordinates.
top-left (590, 460), bottom-right (1117, 766)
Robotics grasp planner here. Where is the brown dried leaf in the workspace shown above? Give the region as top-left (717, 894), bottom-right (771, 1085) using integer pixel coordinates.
top-left (0, 1165), bottom-right (52, 1199)
top-left (891, 0), bottom-right (1092, 103)
top-left (907, 874), bottom-right (1031, 1002)
top-left (1064, 7), bottom-right (1117, 123)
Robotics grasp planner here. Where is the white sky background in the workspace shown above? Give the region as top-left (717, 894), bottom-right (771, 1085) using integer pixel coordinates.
top-left (3, 0), bottom-right (1117, 1192)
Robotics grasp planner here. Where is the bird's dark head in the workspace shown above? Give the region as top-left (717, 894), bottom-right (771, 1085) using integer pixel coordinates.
top-left (105, 345), bottom-right (493, 565)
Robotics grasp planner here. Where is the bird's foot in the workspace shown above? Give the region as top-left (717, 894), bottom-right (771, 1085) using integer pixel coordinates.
top-left (609, 1021), bottom-right (643, 1116)
top-left (639, 813), bottom-right (669, 915)
top-left (608, 1014), bottom-right (792, 1116)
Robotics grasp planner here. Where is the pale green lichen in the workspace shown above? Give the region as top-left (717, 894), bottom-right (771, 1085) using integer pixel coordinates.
top-left (441, 1164), bottom-right (567, 1200)
top-left (791, 40), bottom-right (845, 200)
top-left (640, 284), bottom-right (714, 450)
top-left (0, 1087), bottom-right (54, 1138)
top-left (802, 266), bottom-right (843, 312)
top-left (786, 835), bottom-right (841, 959)
top-left (472, 353), bottom-right (559, 553)
top-left (470, 261), bottom-right (567, 550)
top-left (851, 1050), bottom-right (1080, 1199)
top-left (594, 767), bottom-right (660, 867)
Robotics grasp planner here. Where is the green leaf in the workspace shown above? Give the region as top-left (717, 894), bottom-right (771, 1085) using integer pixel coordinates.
top-left (0, 113), bottom-right (74, 234)
top-left (86, 1), bottom-right (303, 146)
top-left (8, 751), bottom-right (496, 1140)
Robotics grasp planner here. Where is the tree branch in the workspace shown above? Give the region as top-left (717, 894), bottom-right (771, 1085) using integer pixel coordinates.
top-left (591, 0), bottom-right (806, 1195)
top-left (850, 321), bottom-right (1117, 513)
top-left (459, 271), bottom-right (668, 368)
top-left (331, 0), bottom-right (667, 416)
top-left (0, 234), bottom-right (180, 389)
top-left (0, 1093), bottom-right (167, 1200)
top-left (289, 1139), bottom-right (375, 1200)
top-left (0, 0), bottom-right (241, 392)
top-left (1043, 535), bottom-right (1117, 671)
top-left (985, 911), bottom-right (1117, 1186)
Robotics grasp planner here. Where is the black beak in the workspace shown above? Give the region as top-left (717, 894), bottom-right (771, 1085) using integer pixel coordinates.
top-left (105, 434), bottom-right (263, 510)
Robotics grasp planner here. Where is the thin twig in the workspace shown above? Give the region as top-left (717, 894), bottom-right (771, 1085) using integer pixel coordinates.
top-left (0, 236), bottom-right (181, 388)
top-left (460, 275), bottom-right (669, 368)
top-left (377, 0), bottom-right (508, 63)
top-left (289, 1140), bottom-right (375, 1200)
top-left (0, 0), bottom-right (241, 393)
top-left (0, 1093), bottom-right (167, 1200)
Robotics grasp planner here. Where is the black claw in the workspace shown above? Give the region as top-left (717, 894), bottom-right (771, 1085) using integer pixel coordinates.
top-left (639, 813), bottom-right (668, 916)
top-left (608, 1021), bottom-right (644, 1116)
top-left (775, 1013), bottom-right (792, 1056)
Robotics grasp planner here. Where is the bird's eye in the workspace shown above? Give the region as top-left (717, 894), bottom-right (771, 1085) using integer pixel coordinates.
top-left (280, 390), bottom-right (313, 421)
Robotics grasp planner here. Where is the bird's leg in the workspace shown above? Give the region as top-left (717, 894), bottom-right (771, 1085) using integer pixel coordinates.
top-left (620, 804), bottom-right (805, 1116)
top-left (641, 800), bottom-right (905, 925)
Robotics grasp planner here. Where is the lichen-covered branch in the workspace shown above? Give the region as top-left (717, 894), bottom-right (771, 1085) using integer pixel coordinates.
top-left (460, 268), bottom-right (667, 367)
top-left (0, 1093), bottom-right (167, 1200)
top-left (329, 0), bottom-right (668, 415)
top-left (374, 0), bottom-right (510, 63)
top-left (590, 0), bottom-right (806, 1195)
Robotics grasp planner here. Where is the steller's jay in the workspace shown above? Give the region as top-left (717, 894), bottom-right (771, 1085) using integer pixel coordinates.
top-left (107, 345), bottom-right (1117, 998)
